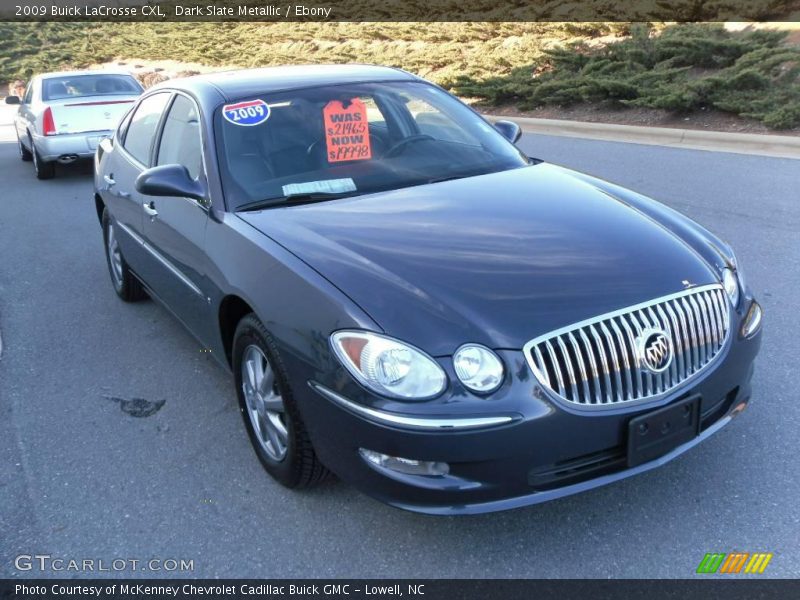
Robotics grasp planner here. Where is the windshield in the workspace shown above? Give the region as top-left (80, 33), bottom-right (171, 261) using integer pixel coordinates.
top-left (42, 74), bottom-right (143, 101)
top-left (214, 81), bottom-right (530, 210)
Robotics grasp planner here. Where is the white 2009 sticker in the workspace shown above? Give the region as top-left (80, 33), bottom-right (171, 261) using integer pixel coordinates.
top-left (222, 99), bottom-right (270, 126)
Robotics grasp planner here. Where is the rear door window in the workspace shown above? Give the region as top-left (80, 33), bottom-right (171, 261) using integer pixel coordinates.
top-left (122, 93), bottom-right (171, 165)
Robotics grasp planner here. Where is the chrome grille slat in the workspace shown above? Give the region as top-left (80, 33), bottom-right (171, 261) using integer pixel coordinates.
top-left (680, 297), bottom-right (700, 372)
top-left (691, 294), bottom-right (710, 363)
top-left (662, 301), bottom-right (685, 380)
top-left (567, 332), bottom-right (592, 401)
top-left (525, 285), bottom-right (730, 409)
top-left (716, 290), bottom-right (729, 342)
top-left (578, 329), bottom-right (601, 404)
top-left (618, 315), bottom-right (643, 398)
top-left (703, 291), bottom-right (720, 349)
top-left (671, 298), bottom-right (693, 376)
top-left (628, 311), bottom-right (653, 397)
top-left (654, 305), bottom-right (677, 388)
top-left (533, 345), bottom-right (551, 388)
top-left (544, 339), bottom-right (566, 397)
top-left (608, 319), bottom-right (633, 401)
top-left (555, 337), bottom-right (578, 401)
top-left (717, 289), bottom-right (730, 331)
top-left (599, 322), bottom-right (623, 403)
top-left (589, 324), bottom-right (613, 404)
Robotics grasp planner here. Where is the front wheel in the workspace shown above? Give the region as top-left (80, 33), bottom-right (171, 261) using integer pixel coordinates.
top-left (102, 208), bottom-right (147, 302)
top-left (233, 314), bottom-right (329, 488)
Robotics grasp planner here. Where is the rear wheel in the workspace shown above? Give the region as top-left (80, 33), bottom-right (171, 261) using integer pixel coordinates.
top-left (233, 314), bottom-right (329, 488)
top-left (17, 134), bottom-right (32, 162)
top-left (31, 135), bottom-right (55, 180)
top-left (102, 208), bottom-right (147, 302)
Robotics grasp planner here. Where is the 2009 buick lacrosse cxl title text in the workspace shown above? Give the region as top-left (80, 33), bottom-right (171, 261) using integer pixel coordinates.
top-left (48, 5), bottom-right (156, 17)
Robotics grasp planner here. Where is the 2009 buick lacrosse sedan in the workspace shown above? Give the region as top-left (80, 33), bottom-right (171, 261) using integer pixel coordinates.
top-left (94, 65), bottom-right (762, 514)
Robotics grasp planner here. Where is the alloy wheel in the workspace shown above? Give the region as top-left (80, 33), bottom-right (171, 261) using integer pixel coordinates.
top-left (106, 220), bottom-right (123, 290)
top-left (241, 344), bottom-right (288, 461)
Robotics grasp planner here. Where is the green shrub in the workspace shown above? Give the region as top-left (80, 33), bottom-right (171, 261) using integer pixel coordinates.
top-left (453, 23), bottom-right (800, 129)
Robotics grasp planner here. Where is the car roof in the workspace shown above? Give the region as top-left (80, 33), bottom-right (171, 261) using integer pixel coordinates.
top-left (38, 70), bottom-right (136, 80)
top-left (150, 64), bottom-right (420, 102)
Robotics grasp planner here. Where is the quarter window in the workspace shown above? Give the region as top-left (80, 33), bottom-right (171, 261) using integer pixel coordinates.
top-left (123, 93), bottom-right (170, 165)
top-left (117, 108), bottom-right (134, 142)
top-left (157, 95), bottom-right (203, 180)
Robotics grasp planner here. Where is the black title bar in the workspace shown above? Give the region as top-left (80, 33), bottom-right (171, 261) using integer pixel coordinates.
top-left (3, 579), bottom-right (800, 600)
top-left (2, 0), bottom-right (800, 22)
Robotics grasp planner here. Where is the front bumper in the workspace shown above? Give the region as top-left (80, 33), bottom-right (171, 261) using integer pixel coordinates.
top-left (297, 301), bottom-right (762, 515)
top-left (33, 131), bottom-right (110, 161)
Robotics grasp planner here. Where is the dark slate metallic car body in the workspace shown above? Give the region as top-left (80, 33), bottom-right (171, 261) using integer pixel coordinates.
top-left (94, 65), bottom-right (762, 514)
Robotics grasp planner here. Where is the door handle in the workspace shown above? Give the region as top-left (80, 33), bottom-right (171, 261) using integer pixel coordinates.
top-left (103, 174), bottom-right (115, 186)
top-left (142, 201), bottom-right (158, 218)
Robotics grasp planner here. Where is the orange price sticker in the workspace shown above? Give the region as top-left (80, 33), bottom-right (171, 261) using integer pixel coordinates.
top-left (323, 98), bottom-right (372, 163)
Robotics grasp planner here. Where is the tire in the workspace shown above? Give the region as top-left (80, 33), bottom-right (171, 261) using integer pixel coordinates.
top-left (18, 134), bottom-right (32, 162)
top-left (233, 314), bottom-right (329, 488)
top-left (31, 135), bottom-right (55, 180)
top-left (102, 208), bottom-right (147, 302)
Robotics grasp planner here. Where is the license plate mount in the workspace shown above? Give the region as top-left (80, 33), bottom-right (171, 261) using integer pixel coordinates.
top-left (627, 395), bottom-right (701, 467)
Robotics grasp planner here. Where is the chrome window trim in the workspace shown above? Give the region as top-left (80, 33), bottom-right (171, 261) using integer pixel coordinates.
top-left (523, 284), bottom-right (732, 411)
top-left (116, 90), bottom-right (172, 169)
top-left (309, 382), bottom-right (518, 431)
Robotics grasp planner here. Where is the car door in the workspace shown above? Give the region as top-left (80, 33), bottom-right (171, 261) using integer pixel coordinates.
top-left (136, 92), bottom-right (214, 344)
top-left (14, 80), bottom-right (36, 144)
top-left (103, 91), bottom-right (172, 273)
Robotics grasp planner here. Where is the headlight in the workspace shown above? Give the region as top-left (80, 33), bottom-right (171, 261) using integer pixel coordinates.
top-left (453, 344), bottom-right (504, 393)
top-left (722, 267), bottom-right (740, 307)
top-left (331, 331), bottom-right (447, 400)
top-left (741, 301), bottom-right (763, 339)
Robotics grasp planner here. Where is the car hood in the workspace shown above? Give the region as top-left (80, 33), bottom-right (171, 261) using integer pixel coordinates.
top-left (238, 164), bottom-right (719, 355)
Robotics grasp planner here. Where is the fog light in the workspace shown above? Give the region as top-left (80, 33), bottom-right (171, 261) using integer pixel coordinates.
top-left (741, 301), bottom-right (763, 339)
top-left (359, 448), bottom-right (449, 476)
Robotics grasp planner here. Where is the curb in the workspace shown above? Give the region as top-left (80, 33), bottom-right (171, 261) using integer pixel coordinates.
top-left (484, 115), bottom-right (800, 160)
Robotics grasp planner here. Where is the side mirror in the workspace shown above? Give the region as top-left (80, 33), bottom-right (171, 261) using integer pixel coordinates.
top-left (5, 96), bottom-right (21, 105)
top-left (494, 120), bottom-right (522, 144)
top-left (135, 164), bottom-right (206, 201)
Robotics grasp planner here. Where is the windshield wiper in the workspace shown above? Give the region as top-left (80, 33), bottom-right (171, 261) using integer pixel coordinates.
top-left (236, 191), bottom-right (360, 212)
top-left (427, 174), bottom-right (470, 184)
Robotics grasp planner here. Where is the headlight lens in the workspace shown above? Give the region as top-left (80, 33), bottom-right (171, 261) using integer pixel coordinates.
top-left (741, 301), bottom-right (763, 339)
top-left (453, 344), bottom-right (505, 393)
top-left (331, 331), bottom-right (447, 400)
top-left (722, 268), bottom-right (740, 307)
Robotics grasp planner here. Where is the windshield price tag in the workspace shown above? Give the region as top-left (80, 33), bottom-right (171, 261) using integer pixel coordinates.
top-left (323, 98), bottom-right (372, 163)
top-left (223, 99), bottom-right (270, 126)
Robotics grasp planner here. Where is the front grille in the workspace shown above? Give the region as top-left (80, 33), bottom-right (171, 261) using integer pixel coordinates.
top-left (524, 285), bottom-right (731, 408)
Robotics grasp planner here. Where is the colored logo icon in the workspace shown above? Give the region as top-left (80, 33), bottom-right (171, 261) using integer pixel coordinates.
top-left (696, 552), bottom-right (773, 574)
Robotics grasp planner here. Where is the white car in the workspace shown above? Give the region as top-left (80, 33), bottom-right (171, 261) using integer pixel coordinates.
top-left (6, 70), bottom-right (143, 179)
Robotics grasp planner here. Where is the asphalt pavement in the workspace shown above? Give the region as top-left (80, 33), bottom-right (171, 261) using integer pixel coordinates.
top-left (1, 107), bottom-right (798, 578)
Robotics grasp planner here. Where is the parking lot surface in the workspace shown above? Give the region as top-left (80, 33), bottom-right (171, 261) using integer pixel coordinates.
top-left (1, 106), bottom-right (798, 577)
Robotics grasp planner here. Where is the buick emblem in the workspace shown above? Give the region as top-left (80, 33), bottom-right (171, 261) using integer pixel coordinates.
top-left (636, 328), bottom-right (673, 374)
